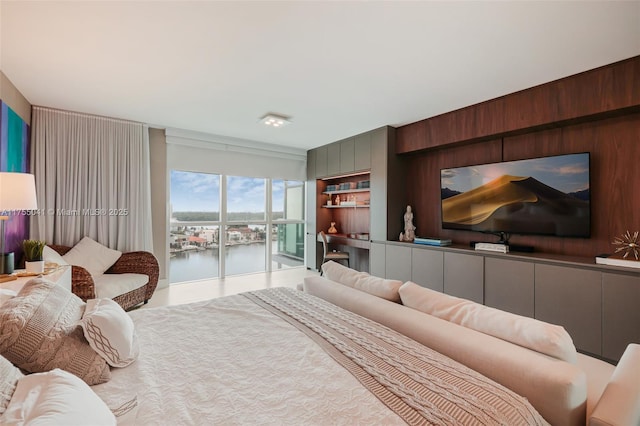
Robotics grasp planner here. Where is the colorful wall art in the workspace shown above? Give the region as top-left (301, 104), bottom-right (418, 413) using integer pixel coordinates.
top-left (0, 100), bottom-right (31, 256)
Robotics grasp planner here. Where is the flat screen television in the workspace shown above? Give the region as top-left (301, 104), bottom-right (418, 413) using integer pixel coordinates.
top-left (440, 153), bottom-right (590, 240)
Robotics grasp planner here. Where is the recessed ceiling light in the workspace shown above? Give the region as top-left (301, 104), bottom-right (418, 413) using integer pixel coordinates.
top-left (260, 113), bottom-right (291, 127)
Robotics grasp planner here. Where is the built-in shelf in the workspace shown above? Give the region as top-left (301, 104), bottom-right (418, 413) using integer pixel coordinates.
top-left (323, 188), bottom-right (370, 195)
top-left (322, 205), bottom-right (370, 209)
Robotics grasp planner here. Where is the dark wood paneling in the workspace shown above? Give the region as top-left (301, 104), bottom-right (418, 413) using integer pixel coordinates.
top-left (397, 56), bottom-right (640, 154)
top-left (405, 113), bottom-right (640, 258)
top-left (475, 98), bottom-right (506, 137)
top-left (406, 139), bottom-right (502, 241)
top-left (317, 173), bottom-right (371, 237)
top-left (330, 208), bottom-right (370, 236)
top-left (396, 121), bottom-right (426, 153)
top-left (503, 86), bottom-right (558, 132)
top-left (502, 114), bottom-right (640, 257)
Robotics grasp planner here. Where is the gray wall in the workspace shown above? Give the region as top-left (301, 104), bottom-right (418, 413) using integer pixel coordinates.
top-left (0, 71), bottom-right (31, 124)
top-left (149, 127), bottom-right (168, 288)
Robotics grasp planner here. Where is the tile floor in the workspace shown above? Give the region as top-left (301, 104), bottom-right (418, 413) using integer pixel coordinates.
top-left (144, 267), bottom-right (319, 308)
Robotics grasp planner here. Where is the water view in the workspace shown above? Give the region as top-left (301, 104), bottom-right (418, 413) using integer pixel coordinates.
top-left (169, 172), bottom-right (305, 283)
top-left (170, 241), bottom-right (304, 283)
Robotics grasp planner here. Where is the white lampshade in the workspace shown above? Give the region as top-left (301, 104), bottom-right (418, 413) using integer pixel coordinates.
top-left (0, 172), bottom-right (38, 211)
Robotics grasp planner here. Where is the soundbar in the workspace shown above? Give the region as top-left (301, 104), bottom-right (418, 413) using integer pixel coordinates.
top-left (474, 242), bottom-right (509, 253)
top-left (470, 241), bottom-right (535, 253)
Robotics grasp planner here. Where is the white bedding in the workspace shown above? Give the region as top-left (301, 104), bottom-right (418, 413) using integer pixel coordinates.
top-left (92, 291), bottom-right (405, 425)
top-left (93, 288), bottom-right (547, 425)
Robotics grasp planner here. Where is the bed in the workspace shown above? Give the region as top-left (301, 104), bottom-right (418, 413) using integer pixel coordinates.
top-left (93, 287), bottom-right (547, 425)
top-left (1, 266), bottom-right (638, 425)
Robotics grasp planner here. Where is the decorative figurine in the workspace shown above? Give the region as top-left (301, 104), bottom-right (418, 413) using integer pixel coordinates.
top-left (328, 222), bottom-right (338, 234)
top-left (613, 230), bottom-right (640, 260)
top-left (402, 205), bottom-right (416, 242)
top-left (335, 195), bottom-right (341, 206)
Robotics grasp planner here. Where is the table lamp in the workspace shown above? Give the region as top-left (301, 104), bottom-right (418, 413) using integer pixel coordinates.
top-left (0, 172), bottom-right (38, 274)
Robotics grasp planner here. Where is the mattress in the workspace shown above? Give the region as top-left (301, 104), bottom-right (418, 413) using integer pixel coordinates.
top-left (93, 287), bottom-right (548, 425)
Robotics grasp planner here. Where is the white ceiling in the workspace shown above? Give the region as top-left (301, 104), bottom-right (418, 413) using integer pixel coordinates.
top-left (1, 1), bottom-right (639, 152)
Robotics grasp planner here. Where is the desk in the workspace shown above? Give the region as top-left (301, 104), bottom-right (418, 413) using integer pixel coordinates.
top-left (317, 233), bottom-right (370, 272)
top-left (318, 233), bottom-right (371, 250)
top-left (0, 265), bottom-right (72, 294)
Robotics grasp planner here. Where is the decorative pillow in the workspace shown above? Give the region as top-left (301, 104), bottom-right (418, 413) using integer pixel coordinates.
top-left (399, 281), bottom-right (577, 363)
top-left (79, 298), bottom-right (139, 367)
top-left (0, 289), bottom-right (16, 307)
top-left (0, 278), bottom-right (111, 385)
top-left (321, 260), bottom-right (402, 302)
top-left (62, 236), bottom-right (122, 277)
top-left (0, 355), bottom-right (23, 415)
top-left (1, 369), bottom-right (116, 425)
top-left (43, 245), bottom-right (69, 266)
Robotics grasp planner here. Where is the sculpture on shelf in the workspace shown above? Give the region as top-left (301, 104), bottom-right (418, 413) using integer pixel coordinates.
top-left (335, 195), bottom-right (341, 206)
top-left (328, 222), bottom-right (338, 234)
top-left (401, 205), bottom-right (416, 242)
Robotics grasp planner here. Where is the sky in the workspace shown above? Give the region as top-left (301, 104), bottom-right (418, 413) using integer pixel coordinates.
top-left (441, 153), bottom-right (590, 194)
top-left (170, 170), bottom-right (290, 213)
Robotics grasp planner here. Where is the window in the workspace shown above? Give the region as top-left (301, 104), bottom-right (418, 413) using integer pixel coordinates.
top-left (227, 176), bottom-right (266, 222)
top-left (170, 171), bottom-right (221, 282)
top-left (272, 180), bottom-right (305, 270)
top-left (225, 224), bottom-right (266, 275)
top-left (169, 172), bottom-right (304, 283)
top-left (170, 170), bottom-right (220, 221)
top-left (170, 225), bottom-right (220, 282)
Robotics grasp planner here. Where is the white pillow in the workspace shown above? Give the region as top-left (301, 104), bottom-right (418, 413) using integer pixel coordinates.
top-left (1, 368), bottom-right (116, 425)
top-left (399, 281), bottom-right (577, 363)
top-left (321, 261), bottom-right (402, 302)
top-left (0, 355), bottom-right (23, 415)
top-left (0, 289), bottom-right (16, 307)
top-left (78, 298), bottom-right (139, 367)
top-left (62, 237), bottom-right (122, 277)
top-left (42, 245), bottom-right (69, 266)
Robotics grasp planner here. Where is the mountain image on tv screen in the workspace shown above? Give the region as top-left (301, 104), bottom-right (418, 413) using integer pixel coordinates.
top-left (440, 153), bottom-right (590, 238)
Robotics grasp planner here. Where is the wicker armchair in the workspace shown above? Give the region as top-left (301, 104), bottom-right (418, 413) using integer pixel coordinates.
top-left (49, 245), bottom-right (159, 311)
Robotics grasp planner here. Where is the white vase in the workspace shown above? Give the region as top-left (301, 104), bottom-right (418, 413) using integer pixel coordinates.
top-left (25, 260), bottom-right (45, 274)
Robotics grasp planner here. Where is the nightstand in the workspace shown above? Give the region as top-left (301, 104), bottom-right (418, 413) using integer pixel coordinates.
top-left (0, 265), bottom-right (72, 294)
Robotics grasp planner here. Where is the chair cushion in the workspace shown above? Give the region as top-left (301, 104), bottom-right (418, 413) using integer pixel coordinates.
top-left (62, 237), bottom-right (122, 277)
top-left (93, 273), bottom-right (149, 300)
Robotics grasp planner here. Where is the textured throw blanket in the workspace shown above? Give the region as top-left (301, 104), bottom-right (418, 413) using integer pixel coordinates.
top-left (246, 288), bottom-right (549, 426)
top-left (94, 287), bottom-right (548, 425)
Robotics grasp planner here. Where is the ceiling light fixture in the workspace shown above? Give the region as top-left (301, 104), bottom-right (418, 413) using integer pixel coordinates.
top-left (260, 113), bottom-right (291, 128)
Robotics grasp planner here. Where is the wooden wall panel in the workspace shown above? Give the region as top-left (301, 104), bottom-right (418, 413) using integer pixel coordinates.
top-left (397, 56), bottom-right (640, 154)
top-left (405, 140), bottom-right (502, 242)
top-left (474, 97), bottom-right (505, 137)
top-left (396, 121), bottom-right (426, 153)
top-left (404, 113), bottom-right (640, 258)
top-left (503, 85), bottom-right (558, 132)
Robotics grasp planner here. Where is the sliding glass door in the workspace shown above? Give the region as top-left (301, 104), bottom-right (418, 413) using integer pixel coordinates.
top-left (169, 170), bottom-right (221, 283)
top-left (169, 171), bottom-right (304, 284)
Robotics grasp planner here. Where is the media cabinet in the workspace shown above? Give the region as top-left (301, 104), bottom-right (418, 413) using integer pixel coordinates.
top-left (370, 240), bottom-right (639, 363)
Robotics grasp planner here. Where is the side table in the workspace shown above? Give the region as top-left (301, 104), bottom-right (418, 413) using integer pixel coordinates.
top-left (0, 265), bottom-right (72, 294)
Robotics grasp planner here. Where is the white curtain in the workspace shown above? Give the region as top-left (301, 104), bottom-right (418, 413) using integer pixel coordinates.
top-left (30, 107), bottom-right (153, 252)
